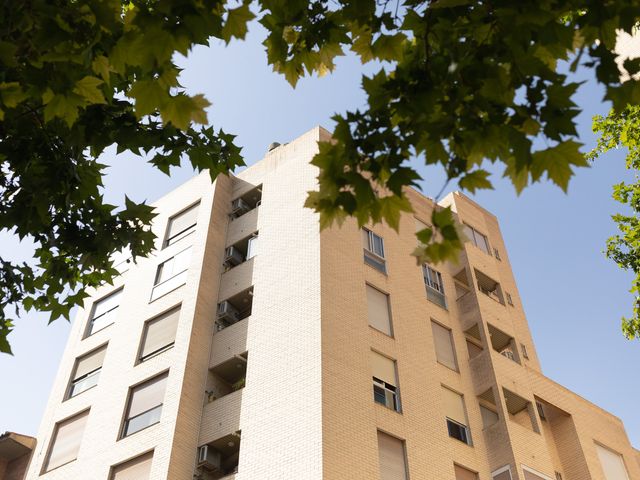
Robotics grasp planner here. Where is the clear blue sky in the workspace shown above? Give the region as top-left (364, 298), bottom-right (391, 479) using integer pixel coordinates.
top-left (1, 23), bottom-right (638, 448)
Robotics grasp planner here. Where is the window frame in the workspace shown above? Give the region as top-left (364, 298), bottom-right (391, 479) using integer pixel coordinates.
top-left (362, 228), bottom-right (387, 274)
top-left (66, 343), bottom-right (108, 400)
top-left (431, 320), bottom-right (458, 372)
top-left (463, 223), bottom-right (491, 255)
top-left (423, 264), bottom-right (447, 309)
top-left (150, 246), bottom-right (192, 301)
top-left (137, 305), bottom-right (181, 363)
top-left (120, 371), bottom-right (169, 439)
top-left (373, 376), bottom-right (400, 412)
top-left (163, 201), bottom-right (200, 248)
top-left (366, 283), bottom-right (394, 337)
top-left (42, 409), bottom-right (90, 473)
top-left (84, 288), bottom-right (124, 338)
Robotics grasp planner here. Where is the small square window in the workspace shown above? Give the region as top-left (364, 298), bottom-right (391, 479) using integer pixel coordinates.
top-left (362, 228), bottom-right (386, 273)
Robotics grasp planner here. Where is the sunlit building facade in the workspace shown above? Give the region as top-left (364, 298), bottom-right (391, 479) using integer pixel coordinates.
top-left (27, 128), bottom-right (639, 480)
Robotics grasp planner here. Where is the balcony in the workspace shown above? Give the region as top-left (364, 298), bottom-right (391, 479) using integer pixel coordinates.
top-left (210, 318), bottom-right (248, 369)
top-left (199, 388), bottom-right (243, 446)
top-left (219, 257), bottom-right (254, 301)
top-left (226, 207), bottom-right (259, 247)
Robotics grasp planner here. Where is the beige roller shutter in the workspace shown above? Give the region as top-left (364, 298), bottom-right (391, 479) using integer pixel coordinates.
top-left (596, 444), bottom-right (630, 480)
top-left (367, 285), bottom-right (392, 335)
top-left (140, 307), bottom-right (180, 359)
top-left (74, 345), bottom-right (107, 380)
top-left (167, 203), bottom-right (199, 239)
top-left (371, 351), bottom-right (396, 387)
top-left (377, 431), bottom-right (407, 480)
top-left (455, 464), bottom-right (478, 480)
top-left (112, 451), bottom-right (153, 480)
top-left (431, 321), bottom-right (457, 370)
top-left (45, 410), bottom-right (90, 471)
top-left (442, 386), bottom-right (467, 425)
top-left (129, 373), bottom-right (168, 418)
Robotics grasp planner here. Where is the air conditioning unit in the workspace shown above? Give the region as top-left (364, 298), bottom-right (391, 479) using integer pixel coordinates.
top-left (230, 198), bottom-right (250, 217)
top-left (217, 301), bottom-right (240, 324)
top-left (197, 445), bottom-right (221, 471)
top-left (224, 246), bottom-right (244, 267)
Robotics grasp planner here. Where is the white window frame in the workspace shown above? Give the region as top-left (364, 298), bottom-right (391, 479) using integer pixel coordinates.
top-left (464, 223), bottom-right (491, 255)
top-left (163, 202), bottom-right (199, 248)
top-left (491, 465), bottom-right (513, 480)
top-left (373, 376), bottom-right (400, 412)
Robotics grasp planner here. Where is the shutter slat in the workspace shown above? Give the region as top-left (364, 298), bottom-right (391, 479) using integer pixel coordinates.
top-left (129, 374), bottom-right (168, 418)
top-left (74, 346), bottom-right (107, 379)
top-left (141, 308), bottom-right (180, 359)
top-left (112, 452), bottom-right (153, 480)
top-left (367, 286), bottom-right (391, 335)
top-left (431, 321), bottom-right (457, 370)
top-left (371, 351), bottom-right (396, 387)
top-left (442, 387), bottom-right (467, 425)
top-left (377, 431), bottom-right (407, 480)
top-left (45, 410), bottom-right (89, 471)
top-left (167, 204), bottom-right (199, 240)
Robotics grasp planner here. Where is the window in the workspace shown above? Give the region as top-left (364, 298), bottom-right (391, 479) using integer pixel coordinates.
top-left (536, 401), bottom-right (546, 421)
top-left (110, 451), bottom-right (153, 480)
top-left (555, 473), bottom-right (563, 480)
top-left (246, 234), bottom-right (259, 260)
top-left (466, 339), bottom-right (483, 359)
top-left (423, 265), bottom-right (447, 309)
top-left (475, 269), bottom-right (505, 304)
top-left (366, 285), bottom-right (392, 336)
top-left (122, 372), bottom-right (168, 438)
top-left (463, 224), bottom-right (490, 255)
top-left (455, 464), bottom-right (479, 480)
top-left (164, 202), bottom-right (199, 247)
top-left (43, 410), bottom-right (89, 472)
top-left (377, 431), bottom-right (408, 480)
top-left (521, 343), bottom-right (529, 360)
top-left (431, 321), bottom-right (458, 371)
top-left (362, 228), bottom-right (386, 273)
top-left (480, 405), bottom-right (499, 428)
top-left (442, 387), bottom-right (470, 445)
top-left (68, 345), bottom-right (107, 398)
top-left (150, 247), bottom-right (192, 301)
top-left (139, 307), bottom-right (180, 362)
top-left (371, 351), bottom-right (400, 412)
top-left (595, 443), bottom-right (630, 480)
top-left (493, 247), bottom-right (501, 260)
top-left (506, 292), bottom-right (514, 306)
top-left (492, 466), bottom-right (513, 480)
top-left (86, 289), bottom-right (123, 336)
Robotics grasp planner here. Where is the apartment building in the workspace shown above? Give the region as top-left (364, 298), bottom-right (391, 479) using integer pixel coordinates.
top-left (26, 127), bottom-right (639, 480)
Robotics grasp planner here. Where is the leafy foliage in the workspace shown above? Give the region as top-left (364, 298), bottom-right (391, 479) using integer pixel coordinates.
top-left (588, 106), bottom-right (640, 339)
top-left (0, 0), bottom-right (246, 353)
top-left (2, 0), bottom-right (640, 352)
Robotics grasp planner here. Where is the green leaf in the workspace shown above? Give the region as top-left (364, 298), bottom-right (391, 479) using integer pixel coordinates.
top-left (160, 94), bottom-right (210, 130)
top-left (221, 4), bottom-right (255, 43)
top-left (91, 55), bottom-right (110, 82)
top-left (531, 141), bottom-right (587, 192)
top-left (458, 169), bottom-right (494, 194)
top-left (129, 80), bottom-right (168, 117)
top-left (73, 76), bottom-right (106, 104)
top-left (0, 82), bottom-right (28, 108)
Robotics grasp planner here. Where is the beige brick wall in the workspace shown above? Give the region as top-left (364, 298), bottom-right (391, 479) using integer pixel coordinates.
top-left (28, 126), bottom-right (638, 480)
top-left (26, 171), bottom-right (226, 480)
